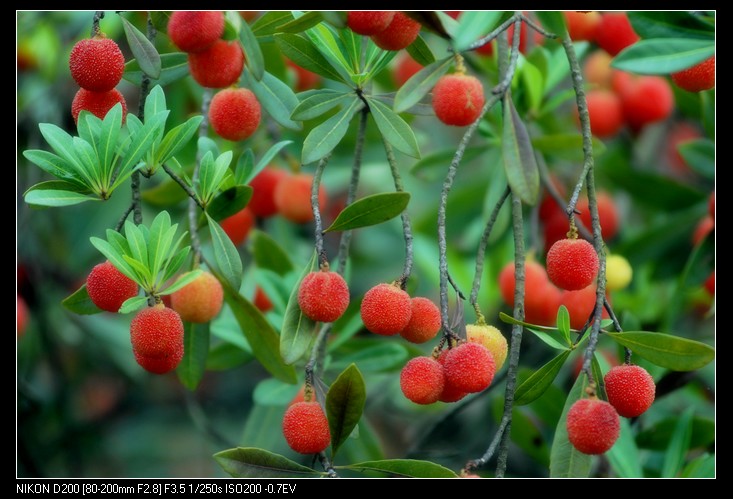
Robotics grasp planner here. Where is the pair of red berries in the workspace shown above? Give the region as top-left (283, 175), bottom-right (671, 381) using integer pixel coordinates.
top-left (346, 11), bottom-right (421, 51)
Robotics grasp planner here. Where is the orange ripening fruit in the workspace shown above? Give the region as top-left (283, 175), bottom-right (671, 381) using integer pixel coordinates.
top-left (248, 168), bottom-right (289, 218)
top-left (371, 12), bottom-right (421, 51)
top-left (546, 238), bottom-right (599, 291)
top-left (69, 36), bottom-right (125, 91)
top-left (560, 285), bottom-right (609, 330)
top-left (442, 342), bottom-right (496, 393)
top-left (583, 90), bottom-right (624, 138)
top-left (566, 397), bottom-right (620, 454)
top-left (274, 173), bottom-right (327, 224)
top-left (400, 356), bottom-right (445, 404)
top-left (618, 76), bottom-right (674, 132)
top-left (130, 305), bottom-right (184, 359)
top-left (466, 324), bottom-right (508, 370)
top-left (594, 12), bottom-right (639, 56)
top-left (298, 270), bottom-right (350, 323)
top-left (399, 297), bottom-right (441, 344)
top-left (361, 283), bottom-right (412, 335)
top-left (188, 40), bottom-right (244, 88)
top-left (209, 88), bottom-right (261, 141)
top-left (564, 11), bottom-right (601, 41)
top-left (86, 261), bottom-right (138, 313)
top-left (282, 401), bottom-right (331, 454)
top-left (219, 207), bottom-right (255, 246)
top-left (671, 56), bottom-right (715, 92)
top-left (576, 192), bottom-right (619, 240)
top-left (346, 11), bottom-right (395, 35)
top-left (167, 11), bottom-right (224, 53)
top-left (71, 88), bottom-right (127, 125)
top-left (170, 271), bottom-right (223, 323)
top-left (604, 364), bottom-right (656, 418)
top-left (583, 50), bottom-right (614, 88)
top-left (432, 74), bottom-right (485, 127)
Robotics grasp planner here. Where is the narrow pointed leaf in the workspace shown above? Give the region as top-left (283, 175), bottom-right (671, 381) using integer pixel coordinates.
top-left (248, 140), bottom-right (293, 184)
top-left (326, 364), bottom-right (366, 458)
top-left (502, 96), bottom-right (540, 205)
top-left (325, 192), bottom-right (410, 233)
top-left (123, 52), bottom-right (189, 86)
top-left (606, 331), bottom-right (714, 371)
top-left (606, 418), bottom-right (644, 478)
top-left (291, 91), bottom-right (352, 121)
top-left (206, 214), bottom-right (243, 291)
top-left (405, 34), bottom-right (435, 66)
top-left (341, 459), bottom-right (458, 478)
top-left (661, 407), bottom-right (695, 478)
top-left (252, 230), bottom-right (294, 276)
top-left (24, 188), bottom-right (97, 207)
top-left (453, 11), bottom-right (504, 51)
top-left (22, 150), bottom-right (87, 188)
top-left (366, 97), bottom-right (420, 158)
top-left (98, 104), bottom-right (123, 181)
top-left (612, 38), bottom-right (714, 75)
top-left (144, 85), bottom-right (167, 120)
top-left (556, 305), bottom-right (572, 347)
top-left (301, 97), bottom-right (360, 164)
top-left (239, 19), bottom-right (264, 81)
top-left (242, 69), bottom-right (301, 130)
top-left (393, 56), bottom-right (452, 113)
top-left (514, 350), bottom-right (571, 405)
top-left (280, 252), bottom-right (318, 365)
top-left (156, 115), bottom-right (203, 165)
top-left (118, 295), bottom-right (148, 314)
top-left (120, 16), bottom-right (161, 79)
top-left (207, 185), bottom-right (253, 222)
top-left (214, 448), bottom-right (322, 478)
top-left (61, 284), bottom-right (102, 315)
top-left (178, 321), bottom-right (210, 390)
top-left (158, 269), bottom-right (203, 296)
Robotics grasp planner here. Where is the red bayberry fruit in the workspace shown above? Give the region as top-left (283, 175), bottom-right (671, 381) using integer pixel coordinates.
top-left (560, 285), bottom-right (610, 330)
top-left (665, 122), bottom-right (702, 175)
top-left (86, 261), bottom-right (138, 313)
top-left (595, 13), bottom-right (639, 56)
top-left (432, 74), bottom-right (485, 127)
top-left (393, 53), bottom-right (423, 87)
top-left (188, 40), bottom-right (244, 89)
top-left (577, 193), bottom-right (619, 240)
top-left (436, 349), bottom-right (468, 403)
top-left (130, 305), bottom-right (184, 359)
top-left (498, 260), bottom-right (558, 325)
top-left (360, 283), bottom-right (412, 336)
top-left (254, 286), bottom-right (274, 313)
top-left (285, 59), bottom-right (320, 91)
top-left (442, 342), bottom-right (496, 393)
top-left (209, 88), bottom-right (261, 141)
top-left (170, 271), bottom-right (224, 323)
top-left (584, 50), bottom-right (614, 88)
top-left (400, 356), bottom-right (445, 404)
top-left (133, 344), bottom-right (183, 374)
top-left (248, 168), bottom-right (289, 218)
top-left (564, 11), bottom-right (601, 41)
top-left (618, 76), bottom-right (674, 132)
top-left (567, 397), bottom-right (620, 454)
top-left (371, 12), bottom-right (421, 51)
top-left (220, 207), bottom-right (255, 246)
top-left (298, 270), bottom-right (350, 323)
top-left (546, 238), bottom-right (599, 291)
top-left (704, 271), bottom-right (715, 296)
top-left (69, 36), bottom-right (125, 92)
top-left (274, 173), bottom-right (327, 224)
top-left (167, 11), bottom-right (224, 53)
top-left (671, 56), bottom-right (715, 92)
top-left (583, 90), bottom-right (624, 138)
top-left (282, 401), bottom-right (331, 454)
top-left (399, 297), bottom-right (441, 344)
top-left (347, 11), bottom-right (395, 35)
top-left (71, 88), bottom-right (127, 125)
top-left (604, 364), bottom-right (656, 418)
top-left (466, 324), bottom-right (508, 370)
top-left (17, 296), bottom-right (28, 338)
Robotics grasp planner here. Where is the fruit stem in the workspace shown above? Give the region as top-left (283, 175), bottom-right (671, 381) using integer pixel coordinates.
top-left (90, 11), bottom-right (104, 38)
top-left (454, 53), bottom-right (466, 75)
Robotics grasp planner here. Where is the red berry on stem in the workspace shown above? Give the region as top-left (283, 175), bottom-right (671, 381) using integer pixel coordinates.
top-left (595, 13), bottom-right (639, 56)
top-left (672, 56), bottom-right (715, 92)
top-left (298, 270), bottom-right (350, 323)
top-left (360, 283), bottom-right (412, 336)
top-left (371, 12), bottom-right (421, 51)
top-left (168, 11), bottom-right (224, 53)
top-left (209, 88), bottom-right (261, 141)
top-left (130, 305), bottom-right (184, 362)
top-left (69, 37), bottom-right (125, 92)
top-left (86, 261), bottom-right (138, 313)
top-left (566, 397), bottom-right (620, 454)
top-left (282, 401), bottom-right (331, 454)
top-left (442, 342), bottom-right (495, 393)
top-left (347, 11), bottom-right (395, 35)
top-left (71, 88), bottom-right (127, 125)
top-left (248, 168), bottom-right (289, 218)
top-left (170, 271), bottom-right (224, 323)
top-left (399, 297), bottom-right (441, 344)
top-left (219, 207), bottom-right (255, 246)
top-left (432, 74), bottom-right (485, 127)
top-left (188, 40), bottom-right (244, 89)
top-left (604, 365), bottom-right (656, 418)
top-left (400, 356), bottom-right (445, 405)
top-left (583, 90), bottom-right (624, 138)
top-left (546, 238), bottom-right (599, 291)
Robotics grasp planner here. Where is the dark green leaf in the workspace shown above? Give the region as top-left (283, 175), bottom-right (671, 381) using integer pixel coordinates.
top-left (606, 418), bottom-right (644, 478)
top-left (320, 11), bottom-right (345, 29)
top-left (636, 416), bottom-right (715, 451)
top-left (276, 11), bottom-right (323, 33)
top-left (123, 52), bottom-right (188, 86)
top-left (453, 11), bottom-right (504, 51)
top-left (239, 19), bottom-right (264, 81)
top-left (661, 407), bottom-right (694, 478)
top-left (214, 447), bottom-right (322, 478)
top-left (120, 16), bottom-right (161, 79)
top-left (341, 459), bottom-right (457, 478)
top-left (612, 39), bottom-right (714, 75)
top-left (141, 178), bottom-right (189, 206)
top-left (280, 253), bottom-right (318, 365)
top-left (678, 139), bottom-right (715, 180)
top-left (534, 12), bottom-right (566, 38)
top-left (532, 133), bottom-right (606, 162)
top-left (252, 230), bottom-right (294, 276)
top-left (405, 12), bottom-right (451, 39)
top-left (61, 284), bottom-right (102, 315)
top-left (325, 192), bottom-right (410, 233)
top-left (206, 342), bottom-right (253, 371)
top-left (502, 96), bottom-right (540, 206)
top-left (178, 321), bottom-right (210, 391)
top-left (549, 373), bottom-right (592, 477)
top-left (275, 33), bottom-right (345, 83)
top-left (515, 351), bottom-right (570, 406)
top-left (301, 97), bottom-right (360, 164)
top-left (291, 90), bottom-right (353, 121)
top-left (393, 56), bottom-right (452, 113)
top-left (251, 11), bottom-right (295, 38)
top-left (206, 186), bottom-right (253, 222)
top-left (326, 364), bottom-right (366, 458)
top-left (366, 97), bottom-right (419, 158)
top-left (242, 70), bottom-right (302, 131)
top-left (405, 35), bottom-right (435, 66)
top-left (607, 331), bottom-right (714, 371)
top-left (206, 214), bottom-right (243, 290)
top-left (628, 12), bottom-right (715, 41)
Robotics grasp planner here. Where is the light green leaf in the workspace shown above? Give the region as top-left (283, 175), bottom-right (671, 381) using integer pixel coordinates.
top-left (612, 38), bottom-right (714, 75)
top-left (393, 56), bottom-right (452, 114)
top-left (251, 11), bottom-right (295, 38)
top-left (215, 447), bottom-right (322, 478)
top-left (118, 295), bottom-right (148, 314)
top-left (275, 32), bottom-right (346, 83)
top-left (206, 214), bottom-right (243, 291)
top-left (98, 104), bottom-right (123, 181)
top-left (453, 11), bottom-right (503, 51)
top-left (280, 252), bottom-right (318, 365)
top-left (242, 69), bottom-right (302, 130)
top-left (661, 407), bottom-right (695, 478)
top-left (178, 321), bottom-right (210, 390)
top-left (301, 96), bottom-right (360, 164)
top-left (120, 15), bottom-right (161, 79)
top-left (239, 19), bottom-right (264, 81)
top-left (276, 10), bottom-right (324, 33)
top-left (325, 192), bottom-right (410, 232)
top-left (366, 97), bottom-right (420, 158)
top-left (514, 350), bottom-right (571, 406)
top-left (606, 418), bottom-right (644, 478)
top-left (144, 85), bottom-right (167, 121)
top-left (22, 150), bottom-right (86, 188)
top-left (61, 284), bottom-right (102, 315)
top-left (556, 306), bottom-right (571, 347)
top-left (24, 186), bottom-right (97, 207)
top-left (607, 331), bottom-right (714, 371)
top-left (156, 115), bottom-right (203, 165)
top-left (159, 269), bottom-right (203, 296)
top-left (291, 90), bottom-right (353, 121)
top-left (326, 364), bottom-right (366, 458)
top-left (502, 96), bottom-right (540, 206)
top-left (246, 140), bottom-right (293, 184)
top-left (531, 133), bottom-right (606, 162)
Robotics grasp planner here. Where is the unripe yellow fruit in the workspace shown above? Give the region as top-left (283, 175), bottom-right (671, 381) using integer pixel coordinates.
top-left (606, 254), bottom-right (632, 291)
top-left (466, 324), bottom-right (508, 370)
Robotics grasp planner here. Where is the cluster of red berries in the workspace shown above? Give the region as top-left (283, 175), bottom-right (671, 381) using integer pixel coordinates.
top-left (346, 12), bottom-right (421, 51)
top-left (567, 364), bottom-right (656, 454)
top-left (69, 33), bottom-right (127, 124)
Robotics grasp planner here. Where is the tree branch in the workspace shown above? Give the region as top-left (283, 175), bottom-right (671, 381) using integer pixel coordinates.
top-left (311, 155), bottom-right (330, 267)
top-left (161, 163), bottom-right (205, 211)
top-left (383, 139), bottom-right (414, 288)
top-left (466, 13), bottom-right (519, 52)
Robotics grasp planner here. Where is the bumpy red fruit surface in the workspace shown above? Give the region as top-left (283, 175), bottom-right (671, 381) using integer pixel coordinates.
top-left (437, 350), bottom-right (468, 403)
top-left (134, 344), bottom-right (183, 374)
top-left (298, 270), bottom-right (350, 323)
top-left (347, 11), bottom-right (395, 35)
top-left (567, 398), bottom-right (620, 454)
top-left (443, 343), bottom-right (496, 393)
top-left (360, 283), bottom-right (412, 335)
top-left (220, 207), bottom-right (255, 246)
top-left (167, 11), bottom-right (224, 53)
top-left (274, 174), bottom-right (327, 224)
top-left (69, 37), bottom-right (125, 91)
top-left (547, 238), bottom-right (599, 291)
top-left (466, 324), bottom-right (508, 370)
top-left (400, 356), bottom-right (445, 404)
top-left (71, 88), bottom-right (127, 124)
top-left (604, 365), bottom-right (656, 418)
top-left (584, 90), bottom-right (623, 138)
top-left (188, 40), bottom-right (244, 89)
top-left (672, 56), bottom-right (715, 92)
top-left (399, 297), bottom-right (441, 344)
top-left (248, 168), bottom-right (288, 218)
top-left (619, 76), bottom-right (674, 131)
top-left (170, 271), bottom-right (224, 323)
top-left (371, 12), bottom-right (421, 51)
top-left (577, 193), bottom-right (619, 240)
top-left (498, 260), bottom-right (548, 307)
top-left (432, 74), bottom-right (485, 127)
top-left (130, 305), bottom-right (184, 359)
top-left (282, 401), bottom-right (331, 454)
top-left (17, 296), bottom-right (28, 337)
top-left (564, 11), bottom-right (601, 41)
top-left (595, 13), bottom-right (639, 56)
top-left (209, 88), bottom-right (261, 141)
top-left (86, 261), bottom-right (138, 313)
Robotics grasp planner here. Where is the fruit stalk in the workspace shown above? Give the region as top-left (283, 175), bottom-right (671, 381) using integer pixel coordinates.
top-left (383, 139), bottom-right (414, 287)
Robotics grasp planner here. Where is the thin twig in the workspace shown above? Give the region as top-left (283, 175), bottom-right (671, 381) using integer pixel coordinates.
top-left (90, 11), bottom-right (104, 37)
top-left (162, 164), bottom-right (205, 210)
top-left (311, 155), bottom-right (330, 267)
top-left (464, 417), bottom-right (509, 473)
top-left (520, 13), bottom-right (557, 39)
top-left (114, 203), bottom-right (135, 232)
top-left (383, 139), bottom-right (414, 288)
top-left (466, 13), bottom-right (520, 52)
top-left (318, 452), bottom-right (339, 478)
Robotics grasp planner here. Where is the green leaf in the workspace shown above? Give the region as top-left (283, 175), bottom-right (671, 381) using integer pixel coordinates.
top-left (366, 97), bottom-right (420, 158)
top-left (636, 416), bottom-right (715, 451)
top-left (242, 69), bottom-right (302, 131)
top-left (251, 230), bottom-right (294, 276)
top-left (329, 341), bottom-right (409, 374)
top-left (280, 252), bottom-right (318, 365)
top-left (409, 146), bottom-right (485, 180)
top-left (531, 133), bottom-right (606, 162)
top-left (514, 350), bottom-right (571, 406)
top-left (120, 16), bottom-right (161, 79)
top-left (61, 284), bottom-right (102, 315)
top-left (158, 269), bottom-right (203, 296)
top-left (238, 19), bottom-right (264, 81)
top-left (628, 12), bottom-right (715, 41)
top-left (549, 374), bottom-right (592, 478)
top-left (678, 139), bottom-right (715, 179)
top-left (499, 312), bottom-right (569, 350)
top-left (207, 185), bottom-right (253, 222)
top-left (206, 214), bottom-right (243, 291)
top-left (393, 56), bottom-right (452, 113)
top-left (325, 192), bottom-right (410, 233)
top-left (115, 111), bottom-right (169, 189)
top-left (199, 150), bottom-right (233, 205)
top-left (246, 140), bottom-right (294, 184)
top-left (156, 115), bottom-right (203, 165)
top-left (178, 321), bottom-right (210, 391)
top-left (534, 12), bottom-right (566, 38)
top-left (233, 149), bottom-right (255, 185)
top-left (453, 11), bottom-right (503, 51)
top-left (277, 11), bottom-right (323, 33)
top-left (253, 378), bottom-right (302, 406)
top-left (606, 418), bottom-right (644, 478)
top-left (24, 187), bottom-right (98, 207)
top-left (22, 150), bottom-right (86, 188)
top-left (123, 52), bottom-right (189, 86)
top-left (326, 364), bottom-right (366, 458)
top-left (680, 453), bottom-right (715, 478)
top-left (341, 459), bottom-right (457, 478)
top-left (301, 96), bottom-right (360, 164)
top-left (251, 11), bottom-right (295, 38)
top-left (612, 39), bottom-right (714, 75)
top-left (502, 96), bottom-right (540, 206)
top-left (207, 343), bottom-right (252, 371)
top-left (556, 306), bottom-right (571, 347)
top-left (38, 123), bottom-right (92, 186)
top-left (144, 85), bottom-right (167, 120)
top-left (291, 90), bottom-right (353, 121)
top-left (214, 448), bottom-right (322, 478)
top-left (661, 407), bottom-right (695, 478)
top-left (98, 104), bottom-right (123, 182)
top-left (606, 331), bottom-right (714, 371)
top-left (161, 246), bottom-right (191, 284)
top-left (405, 35), bottom-right (435, 66)
top-left (118, 295), bottom-right (148, 314)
